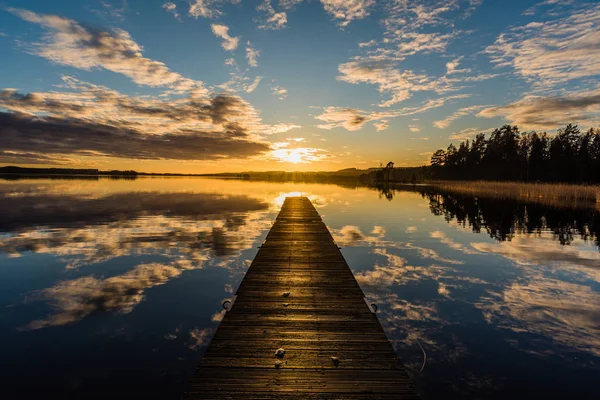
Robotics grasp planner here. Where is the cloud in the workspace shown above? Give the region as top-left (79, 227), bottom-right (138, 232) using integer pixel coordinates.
top-left (279, 0), bottom-right (304, 10)
top-left (337, 60), bottom-right (412, 105)
top-left (271, 85), bottom-right (288, 100)
top-left (315, 107), bottom-right (383, 131)
top-left (396, 94), bottom-right (471, 115)
top-left (270, 147), bottom-right (332, 164)
top-left (25, 260), bottom-right (199, 330)
top-left (0, 79), bottom-right (287, 162)
top-left (188, 327), bottom-right (216, 350)
top-left (404, 243), bottom-right (464, 265)
top-left (376, 0), bottom-right (482, 74)
top-left (337, 59), bottom-right (458, 107)
top-left (315, 95), bottom-right (470, 131)
top-left (463, 0), bottom-right (483, 18)
top-left (371, 226), bottom-right (386, 236)
top-left (446, 56), bottom-right (471, 74)
top-left (459, 73), bottom-right (500, 82)
top-left (3, 77), bottom-right (253, 132)
top-left (434, 105), bottom-right (488, 129)
top-left (448, 127), bottom-right (493, 141)
top-left (478, 276), bottom-right (600, 357)
top-left (246, 76), bottom-right (262, 93)
top-left (261, 122), bottom-right (301, 135)
top-left (8, 8), bottom-right (204, 92)
top-left (478, 91), bottom-right (600, 130)
top-left (331, 225), bottom-right (387, 247)
top-left (471, 235), bottom-right (600, 269)
top-left (521, 0), bottom-right (575, 17)
top-left (430, 231), bottom-right (479, 254)
top-left (446, 57), bottom-right (461, 74)
top-left (485, 3), bottom-right (600, 89)
top-left (335, 1), bottom-right (486, 107)
top-left (374, 120), bottom-right (389, 131)
top-left (0, 111), bottom-right (268, 162)
top-left (359, 39), bottom-right (376, 47)
top-left (0, 190), bottom-right (268, 232)
top-left (211, 24), bottom-right (239, 51)
top-left (256, 0), bottom-right (288, 30)
top-left (189, 0), bottom-right (218, 18)
top-left (162, 1), bottom-right (181, 21)
top-left (472, 234), bottom-right (600, 358)
top-left (395, 32), bottom-right (456, 57)
top-left (355, 250), bottom-right (408, 288)
top-left (0, 189), bottom-right (273, 274)
top-left (189, 0), bottom-right (240, 19)
top-left (218, 58), bottom-right (268, 95)
top-left (246, 41), bottom-right (260, 67)
top-left (382, 0), bottom-right (468, 34)
top-left (92, 0), bottom-right (128, 21)
top-left (0, 150), bottom-right (75, 165)
top-left (409, 125), bottom-right (420, 132)
top-left (320, 0), bottom-right (375, 27)
top-left (354, 247), bottom-right (472, 293)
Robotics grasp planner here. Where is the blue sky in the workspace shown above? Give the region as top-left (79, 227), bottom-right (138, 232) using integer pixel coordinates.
top-left (0, 0), bottom-right (598, 172)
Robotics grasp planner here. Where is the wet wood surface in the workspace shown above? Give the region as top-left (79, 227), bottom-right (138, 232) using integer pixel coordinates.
top-left (184, 197), bottom-right (418, 399)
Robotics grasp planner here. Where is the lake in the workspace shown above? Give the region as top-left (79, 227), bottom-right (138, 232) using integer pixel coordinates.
top-left (1, 177), bottom-right (598, 399)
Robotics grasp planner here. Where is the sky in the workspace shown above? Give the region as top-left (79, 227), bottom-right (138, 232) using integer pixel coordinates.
top-left (0, 0), bottom-right (598, 173)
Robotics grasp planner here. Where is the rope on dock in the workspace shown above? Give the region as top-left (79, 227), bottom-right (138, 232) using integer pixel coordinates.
top-left (415, 338), bottom-right (427, 373)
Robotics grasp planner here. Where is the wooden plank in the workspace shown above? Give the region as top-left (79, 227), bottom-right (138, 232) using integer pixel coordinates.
top-left (184, 197), bottom-right (418, 399)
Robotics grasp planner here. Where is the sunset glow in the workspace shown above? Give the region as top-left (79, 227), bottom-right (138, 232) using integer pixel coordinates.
top-left (0, 1), bottom-right (598, 173)
top-left (271, 147), bottom-right (328, 164)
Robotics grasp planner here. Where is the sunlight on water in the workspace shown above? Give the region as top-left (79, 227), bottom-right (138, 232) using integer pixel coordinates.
top-left (274, 191), bottom-right (305, 206)
top-left (273, 191), bottom-right (325, 207)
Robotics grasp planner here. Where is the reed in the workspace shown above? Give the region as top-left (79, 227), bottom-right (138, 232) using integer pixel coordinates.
top-left (430, 181), bottom-right (600, 209)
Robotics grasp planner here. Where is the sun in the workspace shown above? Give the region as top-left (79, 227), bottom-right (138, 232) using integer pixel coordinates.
top-left (272, 148), bottom-right (306, 164)
top-left (270, 146), bottom-right (328, 165)
top-left (285, 151), bottom-right (303, 164)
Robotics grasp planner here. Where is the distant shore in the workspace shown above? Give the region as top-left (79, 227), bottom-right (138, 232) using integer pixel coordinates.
top-left (426, 180), bottom-right (600, 209)
top-left (0, 166), bottom-right (207, 177)
top-left (3, 166), bottom-right (600, 207)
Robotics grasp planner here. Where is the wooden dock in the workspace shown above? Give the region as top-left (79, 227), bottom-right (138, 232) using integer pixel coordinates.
top-left (185, 197), bottom-right (418, 399)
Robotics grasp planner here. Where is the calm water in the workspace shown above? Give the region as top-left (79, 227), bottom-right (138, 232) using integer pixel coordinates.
top-left (1, 178), bottom-right (599, 399)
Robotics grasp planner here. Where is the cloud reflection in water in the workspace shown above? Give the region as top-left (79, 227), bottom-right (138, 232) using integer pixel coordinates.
top-left (25, 259), bottom-right (199, 330)
top-left (332, 187), bottom-right (600, 397)
top-left (0, 187), bottom-right (273, 331)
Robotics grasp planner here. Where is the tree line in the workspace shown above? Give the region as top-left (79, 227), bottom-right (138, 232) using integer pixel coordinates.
top-left (430, 124), bottom-right (600, 183)
top-left (0, 166), bottom-right (138, 176)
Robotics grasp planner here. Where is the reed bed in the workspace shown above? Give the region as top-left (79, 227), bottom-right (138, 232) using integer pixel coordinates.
top-left (430, 181), bottom-right (600, 209)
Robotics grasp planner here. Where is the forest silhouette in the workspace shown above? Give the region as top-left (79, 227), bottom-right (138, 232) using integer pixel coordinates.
top-left (430, 124), bottom-right (600, 183)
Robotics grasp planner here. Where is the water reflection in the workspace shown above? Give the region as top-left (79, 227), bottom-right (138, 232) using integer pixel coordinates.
top-left (424, 190), bottom-right (600, 249)
top-left (1, 178), bottom-right (598, 399)
top-left (378, 184), bottom-right (600, 249)
top-left (1, 191), bottom-right (273, 329)
top-left (0, 190), bottom-right (267, 231)
top-left (348, 185), bottom-right (600, 399)
top-left (0, 179), bottom-right (281, 399)
top-left (25, 260), bottom-right (198, 330)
